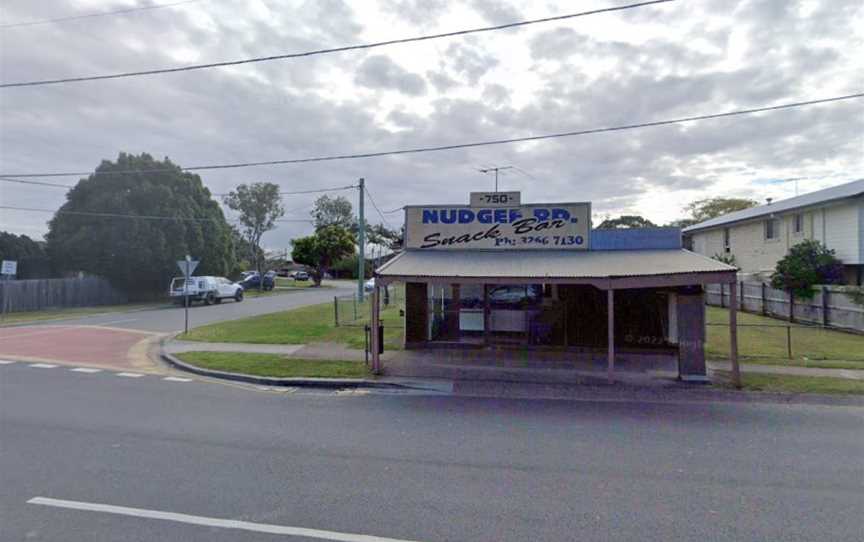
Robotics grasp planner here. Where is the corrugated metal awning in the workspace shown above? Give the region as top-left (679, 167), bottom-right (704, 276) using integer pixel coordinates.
top-left (376, 249), bottom-right (735, 281)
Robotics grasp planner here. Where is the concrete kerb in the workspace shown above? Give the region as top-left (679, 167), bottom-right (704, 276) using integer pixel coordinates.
top-left (158, 332), bottom-right (432, 391)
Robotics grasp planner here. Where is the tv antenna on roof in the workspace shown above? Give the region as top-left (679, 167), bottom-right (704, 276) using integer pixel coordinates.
top-left (477, 165), bottom-right (514, 192)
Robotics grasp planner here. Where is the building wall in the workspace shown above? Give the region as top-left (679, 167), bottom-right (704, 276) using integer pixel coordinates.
top-left (689, 197), bottom-right (863, 275)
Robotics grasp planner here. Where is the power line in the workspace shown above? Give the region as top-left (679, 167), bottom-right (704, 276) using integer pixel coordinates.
top-left (382, 206), bottom-right (405, 214)
top-left (0, 204), bottom-right (312, 223)
top-left (3, 93), bottom-right (860, 178)
top-left (0, 176), bottom-right (355, 198)
top-left (0, 176), bottom-right (74, 188)
top-left (0, 0), bottom-right (673, 88)
top-left (364, 186), bottom-right (395, 230)
top-left (0, 0), bottom-right (201, 29)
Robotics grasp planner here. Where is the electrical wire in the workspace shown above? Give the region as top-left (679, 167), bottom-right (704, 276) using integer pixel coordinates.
top-left (0, 204), bottom-right (312, 223)
top-left (2, 93), bottom-right (860, 178)
top-left (0, 1), bottom-right (201, 29)
top-left (0, 176), bottom-right (75, 188)
top-left (0, 1), bottom-right (673, 88)
top-left (364, 186), bottom-right (395, 230)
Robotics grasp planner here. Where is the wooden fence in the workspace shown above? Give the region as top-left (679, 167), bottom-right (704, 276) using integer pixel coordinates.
top-left (705, 282), bottom-right (864, 333)
top-left (0, 276), bottom-right (127, 313)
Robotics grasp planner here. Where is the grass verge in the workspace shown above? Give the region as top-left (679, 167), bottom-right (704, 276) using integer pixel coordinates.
top-left (179, 298), bottom-right (404, 350)
top-left (176, 351), bottom-right (369, 378)
top-left (0, 302), bottom-right (168, 325)
top-left (706, 306), bottom-right (864, 364)
top-left (715, 371), bottom-right (864, 394)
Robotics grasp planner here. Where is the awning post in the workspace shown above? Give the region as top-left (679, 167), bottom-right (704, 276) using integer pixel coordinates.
top-left (729, 281), bottom-right (741, 388)
top-left (607, 288), bottom-right (615, 384)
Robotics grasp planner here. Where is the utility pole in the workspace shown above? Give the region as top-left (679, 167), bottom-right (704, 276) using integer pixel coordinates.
top-left (357, 178), bottom-right (365, 302)
top-left (478, 166), bottom-right (514, 192)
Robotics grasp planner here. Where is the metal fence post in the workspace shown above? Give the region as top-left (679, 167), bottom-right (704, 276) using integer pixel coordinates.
top-left (786, 325), bottom-right (793, 360)
top-left (788, 291), bottom-right (795, 323)
top-left (740, 280), bottom-right (744, 312)
top-left (334, 296), bottom-right (339, 327)
top-left (353, 293), bottom-right (358, 321)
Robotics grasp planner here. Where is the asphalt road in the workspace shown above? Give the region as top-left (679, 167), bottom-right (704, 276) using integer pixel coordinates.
top-left (21, 283), bottom-right (356, 333)
top-left (1, 363), bottom-right (862, 542)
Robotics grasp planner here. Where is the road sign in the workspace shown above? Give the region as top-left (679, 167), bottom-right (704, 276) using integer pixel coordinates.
top-left (1, 260), bottom-right (17, 276)
top-left (177, 259), bottom-right (199, 277)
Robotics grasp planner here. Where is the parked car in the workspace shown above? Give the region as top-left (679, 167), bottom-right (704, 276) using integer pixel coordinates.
top-left (239, 270), bottom-right (275, 291)
top-left (293, 271), bottom-right (309, 281)
top-left (169, 276), bottom-right (243, 305)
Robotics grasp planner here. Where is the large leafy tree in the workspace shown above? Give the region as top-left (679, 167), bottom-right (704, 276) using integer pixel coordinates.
top-left (291, 225), bottom-right (355, 286)
top-left (684, 197), bottom-right (758, 223)
top-left (0, 231), bottom-right (50, 279)
top-left (46, 153), bottom-right (234, 297)
top-left (597, 215), bottom-right (657, 229)
top-left (222, 182), bottom-right (285, 285)
top-left (770, 240), bottom-right (845, 298)
top-left (311, 195), bottom-right (399, 246)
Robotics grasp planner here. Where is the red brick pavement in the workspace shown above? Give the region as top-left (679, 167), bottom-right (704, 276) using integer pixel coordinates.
top-left (0, 325), bottom-right (158, 370)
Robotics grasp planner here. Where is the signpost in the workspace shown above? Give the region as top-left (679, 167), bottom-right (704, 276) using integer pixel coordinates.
top-left (1, 260), bottom-right (17, 277)
top-left (177, 255), bottom-right (199, 334)
top-left (0, 260), bottom-right (15, 324)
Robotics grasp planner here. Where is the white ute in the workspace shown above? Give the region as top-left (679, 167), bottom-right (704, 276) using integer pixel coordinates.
top-left (169, 276), bottom-right (243, 306)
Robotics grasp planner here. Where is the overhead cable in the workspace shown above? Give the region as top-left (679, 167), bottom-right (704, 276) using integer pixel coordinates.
top-left (0, 1), bottom-right (673, 88)
top-left (2, 93), bottom-right (860, 178)
top-left (0, 0), bottom-right (201, 29)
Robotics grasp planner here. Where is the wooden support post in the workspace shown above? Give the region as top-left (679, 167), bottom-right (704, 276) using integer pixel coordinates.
top-left (607, 288), bottom-right (615, 384)
top-left (371, 285), bottom-right (381, 374)
top-left (729, 281), bottom-right (741, 389)
top-left (334, 296), bottom-right (339, 327)
top-left (788, 291), bottom-right (795, 323)
top-left (483, 284), bottom-right (490, 346)
top-left (739, 280), bottom-right (744, 311)
top-left (786, 325), bottom-right (793, 360)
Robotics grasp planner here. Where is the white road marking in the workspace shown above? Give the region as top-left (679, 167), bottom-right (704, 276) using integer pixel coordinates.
top-left (116, 372), bottom-right (145, 378)
top-left (163, 376), bottom-right (193, 382)
top-left (0, 360), bottom-right (17, 365)
top-left (27, 497), bottom-right (421, 542)
top-left (70, 367), bottom-right (102, 373)
top-left (28, 363), bottom-right (58, 368)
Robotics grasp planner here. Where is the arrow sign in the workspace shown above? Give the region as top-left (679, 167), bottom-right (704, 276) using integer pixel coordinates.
top-left (177, 259), bottom-right (199, 277)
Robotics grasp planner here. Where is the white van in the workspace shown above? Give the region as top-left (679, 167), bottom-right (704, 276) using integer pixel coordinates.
top-left (169, 276), bottom-right (243, 306)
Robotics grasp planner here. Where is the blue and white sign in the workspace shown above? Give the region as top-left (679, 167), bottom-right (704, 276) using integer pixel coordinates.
top-left (405, 201), bottom-right (590, 250)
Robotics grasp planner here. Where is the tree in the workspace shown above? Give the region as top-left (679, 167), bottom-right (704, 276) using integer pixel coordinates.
top-left (291, 225), bottom-right (355, 286)
top-left (684, 197), bottom-right (758, 223)
top-left (770, 240), bottom-right (845, 299)
top-left (223, 182), bottom-right (285, 288)
top-left (46, 153), bottom-right (234, 298)
top-left (312, 195), bottom-right (353, 231)
top-left (0, 232), bottom-right (50, 279)
top-left (597, 215), bottom-right (657, 229)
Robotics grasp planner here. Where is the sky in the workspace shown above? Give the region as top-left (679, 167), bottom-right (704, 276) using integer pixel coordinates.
top-left (1, 0), bottom-right (862, 251)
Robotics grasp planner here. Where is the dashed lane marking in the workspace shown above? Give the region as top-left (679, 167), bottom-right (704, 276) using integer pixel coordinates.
top-left (163, 376), bottom-right (193, 382)
top-left (28, 363), bottom-right (58, 368)
top-left (116, 372), bottom-right (145, 378)
top-left (70, 367), bottom-right (103, 373)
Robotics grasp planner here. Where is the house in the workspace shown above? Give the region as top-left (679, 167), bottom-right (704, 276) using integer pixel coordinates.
top-left (683, 179), bottom-right (864, 285)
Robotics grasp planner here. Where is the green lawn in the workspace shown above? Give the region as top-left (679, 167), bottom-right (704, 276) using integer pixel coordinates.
top-left (179, 298), bottom-right (404, 350)
top-left (176, 351), bottom-right (369, 378)
top-left (706, 307), bottom-right (864, 366)
top-left (715, 371), bottom-right (864, 395)
top-left (0, 302), bottom-right (168, 325)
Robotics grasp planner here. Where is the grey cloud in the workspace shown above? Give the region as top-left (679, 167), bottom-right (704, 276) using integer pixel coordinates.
top-left (355, 55), bottom-right (427, 95)
top-left (443, 41), bottom-right (499, 86)
top-left (379, 0), bottom-right (448, 25)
